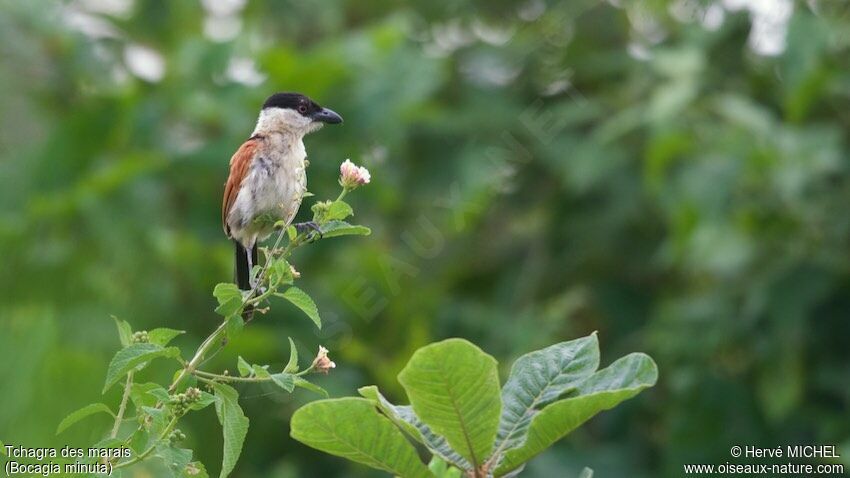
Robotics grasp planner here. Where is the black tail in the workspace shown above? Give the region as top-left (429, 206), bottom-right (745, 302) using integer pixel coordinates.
top-left (234, 241), bottom-right (258, 320)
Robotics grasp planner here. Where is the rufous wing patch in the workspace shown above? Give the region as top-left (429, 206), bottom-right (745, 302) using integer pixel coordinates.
top-left (222, 136), bottom-right (263, 235)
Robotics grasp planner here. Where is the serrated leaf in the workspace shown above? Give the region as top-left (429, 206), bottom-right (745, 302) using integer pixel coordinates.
top-left (326, 200), bottom-right (353, 220)
top-left (268, 259), bottom-right (293, 286)
top-left (214, 284), bottom-right (243, 317)
top-left (148, 328), bottom-right (185, 347)
top-left (397, 338), bottom-right (501, 468)
top-left (131, 382), bottom-right (163, 408)
top-left (277, 286), bottom-right (321, 329)
top-left (294, 378), bottom-right (328, 397)
top-left (237, 356), bottom-right (251, 377)
top-left (319, 220), bottom-right (371, 238)
top-left (142, 406), bottom-right (169, 437)
top-left (213, 283), bottom-right (241, 304)
top-left (252, 364), bottom-right (270, 378)
top-left (359, 385), bottom-right (471, 470)
top-left (56, 403), bottom-right (114, 434)
top-left (212, 383), bottom-right (249, 478)
top-left (494, 334), bottom-right (600, 455)
top-left (271, 373), bottom-right (295, 392)
top-left (494, 353), bottom-right (658, 476)
top-left (189, 391), bottom-right (217, 411)
top-left (112, 316), bottom-right (133, 348)
top-left (156, 443), bottom-right (193, 476)
top-left (291, 398), bottom-right (431, 478)
top-left (284, 337), bottom-right (299, 373)
top-left (215, 297), bottom-right (243, 318)
top-left (225, 315), bottom-right (244, 338)
top-left (103, 344), bottom-right (180, 394)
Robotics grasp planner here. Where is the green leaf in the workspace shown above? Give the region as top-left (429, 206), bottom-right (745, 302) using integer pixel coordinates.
top-left (252, 364), bottom-right (271, 378)
top-left (494, 334), bottom-right (600, 454)
top-left (56, 403), bottom-right (115, 434)
top-left (290, 398), bottom-right (431, 478)
top-left (212, 383), bottom-right (249, 478)
top-left (213, 283), bottom-right (242, 303)
top-left (428, 457), bottom-right (463, 478)
top-left (237, 356), bottom-right (251, 377)
top-left (112, 316), bottom-right (133, 348)
top-left (277, 286), bottom-right (321, 329)
top-left (148, 328), bottom-right (185, 347)
top-left (268, 259), bottom-right (293, 286)
top-left (189, 391), bottom-right (217, 411)
top-left (130, 382), bottom-right (166, 408)
top-left (103, 343), bottom-right (180, 393)
top-left (142, 406), bottom-right (169, 437)
top-left (287, 225), bottom-right (297, 240)
top-left (397, 338), bottom-right (501, 468)
top-left (271, 373), bottom-right (295, 392)
top-left (213, 283), bottom-right (243, 317)
top-left (494, 353), bottom-right (658, 476)
top-left (319, 220), bottom-right (371, 238)
top-left (359, 385), bottom-right (471, 470)
top-left (326, 200), bottom-right (353, 220)
top-left (294, 377), bottom-right (328, 397)
top-left (225, 315), bottom-right (244, 338)
top-left (155, 443), bottom-right (193, 476)
top-left (284, 337), bottom-right (299, 373)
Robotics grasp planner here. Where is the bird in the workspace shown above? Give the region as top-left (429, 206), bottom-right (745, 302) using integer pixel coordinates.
top-left (222, 92), bottom-right (343, 297)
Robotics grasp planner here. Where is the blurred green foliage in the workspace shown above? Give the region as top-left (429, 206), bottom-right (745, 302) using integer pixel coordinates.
top-left (0, 0), bottom-right (848, 476)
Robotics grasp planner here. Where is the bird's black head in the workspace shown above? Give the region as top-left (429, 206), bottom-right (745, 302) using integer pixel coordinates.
top-left (262, 92), bottom-right (343, 124)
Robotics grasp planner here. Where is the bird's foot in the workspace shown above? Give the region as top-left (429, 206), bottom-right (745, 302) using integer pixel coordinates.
top-left (294, 221), bottom-right (323, 241)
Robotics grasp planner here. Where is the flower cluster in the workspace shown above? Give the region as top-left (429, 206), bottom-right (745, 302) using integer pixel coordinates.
top-left (170, 387), bottom-right (202, 417)
top-left (339, 159), bottom-right (370, 190)
top-left (131, 331), bottom-right (149, 343)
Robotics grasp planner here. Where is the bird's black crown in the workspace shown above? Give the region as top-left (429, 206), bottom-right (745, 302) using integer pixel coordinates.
top-left (262, 92), bottom-right (316, 112)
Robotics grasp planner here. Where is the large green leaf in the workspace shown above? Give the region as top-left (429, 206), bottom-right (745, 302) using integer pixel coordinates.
top-left (56, 403), bottom-right (114, 434)
top-left (319, 220), bottom-right (371, 238)
top-left (276, 286), bottom-right (321, 329)
top-left (494, 353), bottom-right (658, 476)
top-left (102, 343), bottom-right (180, 393)
top-left (359, 385), bottom-right (472, 470)
top-left (212, 383), bottom-right (249, 478)
top-left (397, 338), bottom-right (501, 468)
top-left (290, 398), bottom-right (431, 478)
top-left (494, 334), bottom-right (600, 455)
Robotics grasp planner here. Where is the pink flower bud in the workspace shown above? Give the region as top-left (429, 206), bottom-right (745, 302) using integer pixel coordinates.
top-left (311, 346), bottom-right (336, 374)
top-left (339, 159), bottom-right (371, 189)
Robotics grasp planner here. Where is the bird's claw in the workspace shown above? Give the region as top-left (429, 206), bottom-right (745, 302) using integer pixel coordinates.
top-left (294, 221), bottom-right (323, 241)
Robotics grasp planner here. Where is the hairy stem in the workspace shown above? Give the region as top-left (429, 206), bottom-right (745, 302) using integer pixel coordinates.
top-left (110, 372), bottom-right (134, 438)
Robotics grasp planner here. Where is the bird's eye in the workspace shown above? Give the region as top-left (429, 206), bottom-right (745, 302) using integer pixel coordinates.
top-left (298, 105), bottom-right (308, 114)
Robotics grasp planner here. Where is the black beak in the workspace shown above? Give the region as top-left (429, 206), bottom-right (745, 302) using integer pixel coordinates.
top-left (312, 107), bottom-right (343, 124)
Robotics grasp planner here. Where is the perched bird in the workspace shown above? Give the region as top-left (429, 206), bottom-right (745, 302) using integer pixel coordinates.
top-left (222, 92), bottom-right (343, 293)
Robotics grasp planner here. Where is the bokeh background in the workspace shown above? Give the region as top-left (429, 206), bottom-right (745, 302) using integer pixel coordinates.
top-left (1, 0), bottom-right (849, 476)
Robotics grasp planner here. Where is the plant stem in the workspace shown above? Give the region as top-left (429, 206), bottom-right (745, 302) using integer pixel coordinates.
top-left (110, 372), bottom-right (134, 438)
top-left (169, 320), bottom-right (227, 393)
top-left (192, 366), bottom-right (314, 383)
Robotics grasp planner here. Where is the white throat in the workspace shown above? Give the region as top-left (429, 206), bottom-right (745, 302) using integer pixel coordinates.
top-left (251, 108), bottom-right (323, 137)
